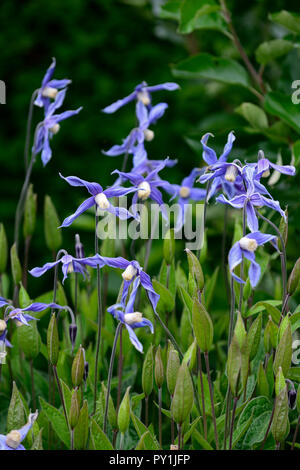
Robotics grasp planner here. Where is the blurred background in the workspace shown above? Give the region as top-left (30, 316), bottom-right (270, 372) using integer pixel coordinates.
top-left (0, 0), bottom-right (299, 296)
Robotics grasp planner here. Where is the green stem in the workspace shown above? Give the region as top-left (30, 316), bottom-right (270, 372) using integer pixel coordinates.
top-left (197, 347), bottom-right (207, 439)
top-left (93, 212), bottom-right (103, 414)
top-left (158, 387), bottom-right (162, 449)
top-left (204, 351), bottom-right (219, 449)
top-left (229, 396), bottom-right (238, 450)
top-left (30, 359), bottom-right (36, 410)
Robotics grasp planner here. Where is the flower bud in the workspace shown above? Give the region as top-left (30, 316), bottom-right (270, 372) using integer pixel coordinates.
top-left (23, 184), bottom-right (37, 238)
top-left (0, 319), bottom-right (7, 335)
top-left (137, 90), bottom-right (150, 106)
top-left (171, 362), bottom-right (193, 426)
top-left (49, 123), bottom-right (60, 134)
top-left (122, 264), bottom-right (137, 281)
top-left (118, 386), bottom-right (131, 434)
top-left (95, 192), bottom-right (110, 210)
top-left (42, 86), bottom-right (58, 99)
top-left (10, 243), bottom-right (22, 285)
top-left (75, 234), bottom-right (85, 259)
top-left (225, 165), bottom-right (239, 183)
top-left (5, 430), bottom-right (21, 449)
top-left (47, 313), bottom-right (59, 366)
top-left (124, 312), bottom-right (143, 325)
top-left (144, 129), bottom-right (154, 141)
top-left (155, 345), bottom-right (164, 389)
top-left (185, 248), bottom-right (204, 292)
top-left (239, 236), bottom-right (258, 252)
top-left (138, 181), bottom-right (151, 200)
top-left (179, 186), bottom-right (191, 198)
top-left (142, 345), bottom-right (153, 398)
top-left (69, 388), bottom-right (80, 430)
top-left (72, 345), bottom-right (85, 387)
top-left (287, 257), bottom-right (300, 296)
top-left (167, 347), bottom-right (180, 397)
top-left (69, 323), bottom-right (77, 351)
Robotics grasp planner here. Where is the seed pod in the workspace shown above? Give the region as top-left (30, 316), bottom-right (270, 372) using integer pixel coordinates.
top-left (69, 323), bottom-right (77, 351)
top-left (72, 346), bottom-right (85, 387)
top-left (154, 345), bottom-right (164, 389)
top-left (185, 249), bottom-right (204, 292)
top-left (47, 313), bottom-right (59, 366)
top-left (163, 229), bottom-right (175, 266)
top-left (167, 348), bottom-right (180, 396)
top-left (23, 184), bottom-right (37, 238)
top-left (171, 362), bottom-right (193, 426)
top-left (287, 258), bottom-right (300, 296)
top-left (69, 388), bottom-right (80, 430)
top-left (142, 344), bottom-right (153, 398)
top-left (117, 387), bottom-right (131, 434)
top-left (10, 243), bottom-right (22, 285)
top-left (0, 223), bottom-right (8, 274)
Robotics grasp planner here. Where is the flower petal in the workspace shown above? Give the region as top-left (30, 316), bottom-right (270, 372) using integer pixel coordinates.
top-left (60, 196), bottom-right (95, 227)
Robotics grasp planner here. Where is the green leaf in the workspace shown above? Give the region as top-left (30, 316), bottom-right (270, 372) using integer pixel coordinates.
top-left (246, 300), bottom-right (281, 322)
top-left (179, 0), bottom-right (219, 34)
top-left (173, 53), bottom-right (251, 88)
top-left (142, 344), bottom-right (153, 397)
top-left (192, 299), bottom-right (213, 352)
top-left (10, 243), bottom-right (22, 285)
top-left (152, 279), bottom-right (175, 313)
top-left (287, 367), bottom-right (300, 382)
top-left (47, 313), bottom-right (59, 366)
top-left (264, 91), bottom-right (300, 133)
top-left (159, 0), bottom-right (180, 20)
top-left (31, 428), bottom-right (43, 450)
top-left (271, 388), bottom-right (289, 443)
top-left (17, 321), bottom-right (40, 360)
top-left (273, 323), bottom-right (292, 376)
top-left (255, 39), bottom-right (294, 65)
top-left (44, 195), bottom-right (62, 252)
top-left (257, 363), bottom-right (270, 398)
top-left (205, 266), bottom-right (219, 310)
top-left (247, 314), bottom-right (262, 361)
top-left (171, 362), bottom-right (193, 425)
top-left (185, 248), bottom-right (204, 292)
top-left (269, 10), bottom-right (300, 34)
top-left (39, 397), bottom-right (69, 448)
top-left (0, 223), bottom-right (8, 273)
top-left (74, 400), bottom-right (89, 450)
top-left (135, 430), bottom-right (160, 450)
top-left (130, 411), bottom-right (160, 449)
top-left (89, 417), bottom-right (113, 450)
top-left (235, 102), bottom-right (268, 129)
top-left (7, 382), bottom-right (27, 432)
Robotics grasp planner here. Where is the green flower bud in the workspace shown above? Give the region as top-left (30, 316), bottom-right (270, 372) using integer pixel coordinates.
top-left (163, 229), bottom-right (175, 266)
top-left (69, 388), bottom-right (80, 430)
top-left (154, 345), bottom-right (164, 389)
top-left (171, 362), bottom-right (193, 426)
top-left (167, 347), bottom-right (180, 396)
top-left (10, 243), bottom-right (22, 286)
top-left (118, 386), bottom-right (131, 434)
top-left (72, 346), bottom-right (85, 388)
top-left (185, 249), bottom-right (204, 292)
top-left (23, 184), bottom-right (37, 238)
top-left (287, 258), bottom-right (300, 296)
top-left (192, 299), bottom-right (213, 352)
top-left (47, 313), bottom-right (59, 366)
top-left (142, 344), bottom-right (153, 398)
top-left (44, 195), bottom-right (62, 252)
top-left (275, 367), bottom-right (286, 396)
top-left (183, 339), bottom-right (197, 371)
top-left (0, 223), bottom-right (8, 274)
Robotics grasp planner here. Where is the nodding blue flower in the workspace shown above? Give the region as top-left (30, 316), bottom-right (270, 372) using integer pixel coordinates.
top-left (112, 158), bottom-right (171, 220)
top-left (34, 58), bottom-right (71, 112)
top-left (4, 302), bottom-right (69, 324)
top-left (0, 411), bottom-right (38, 450)
top-left (164, 168), bottom-right (206, 230)
top-left (102, 81), bottom-right (179, 114)
top-left (29, 253), bottom-right (107, 283)
top-left (200, 131), bottom-right (236, 199)
top-left (107, 278), bottom-right (154, 353)
top-left (59, 174), bottom-right (139, 228)
top-left (33, 89), bottom-right (82, 166)
top-left (103, 101), bottom-right (168, 168)
top-left (216, 166), bottom-right (286, 232)
top-left (255, 150), bottom-right (296, 179)
top-left (228, 231), bottom-right (277, 287)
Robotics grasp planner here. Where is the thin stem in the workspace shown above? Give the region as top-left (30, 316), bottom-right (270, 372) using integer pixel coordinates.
top-left (119, 432), bottom-right (124, 450)
top-left (204, 351), bottom-right (219, 450)
top-left (291, 414), bottom-right (300, 450)
top-left (24, 89), bottom-right (38, 170)
top-left (197, 347), bottom-right (207, 439)
top-left (71, 429), bottom-right (74, 450)
top-left (22, 235), bottom-right (32, 289)
top-left (30, 359), bottom-right (36, 410)
top-left (144, 207), bottom-right (159, 273)
top-left (53, 365), bottom-right (69, 430)
top-left (145, 395), bottom-right (149, 428)
top-left (117, 325), bottom-right (124, 413)
top-left (222, 206), bottom-right (230, 304)
top-left (103, 322), bottom-right (122, 433)
top-left (229, 396), bottom-right (238, 450)
top-left (93, 212), bottom-right (103, 414)
top-left (158, 387), bottom-right (162, 449)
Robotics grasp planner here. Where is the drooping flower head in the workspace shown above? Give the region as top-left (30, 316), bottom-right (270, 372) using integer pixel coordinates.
top-left (33, 90), bottom-right (82, 166)
top-left (228, 231), bottom-right (277, 287)
top-left (59, 174), bottom-right (139, 228)
top-left (255, 150), bottom-right (296, 179)
top-left (107, 277), bottom-right (154, 353)
top-left (102, 80), bottom-right (179, 114)
top-left (34, 58), bottom-right (71, 112)
top-left (0, 411), bottom-right (38, 450)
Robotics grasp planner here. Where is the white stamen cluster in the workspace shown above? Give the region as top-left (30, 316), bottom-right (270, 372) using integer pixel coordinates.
top-left (0, 319), bottom-right (7, 334)
top-left (138, 181), bottom-right (151, 200)
top-left (95, 192), bottom-right (110, 210)
top-left (179, 186), bottom-right (191, 198)
top-left (262, 169), bottom-right (270, 178)
top-left (143, 129), bottom-right (154, 141)
top-left (42, 86), bottom-right (58, 99)
top-left (122, 264), bottom-right (137, 281)
top-left (239, 237), bottom-right (258, 252)
top-left (137, 90), bottom-right (150, 106)
top-left (225, 165), bottom-right (239, 183)
top-left (49, 123), bottom-right (60, 134)
top-left (124, 312), bottom-right (143, 325)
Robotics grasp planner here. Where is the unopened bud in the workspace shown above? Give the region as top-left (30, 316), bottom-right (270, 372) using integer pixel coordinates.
top-left (239, 236), bottom-right (258, 252)
top-left (95, 192), bottom-right (110, 210)
top-left (118, 387), bottom-right (131, 434)
top-left (0, 319), bottom-right (7, 334)
top-left (49, 123), bottom-right (60, 134)
top-left (69, 323), bottom-right (77, 351)
top-left (138, 181), bottom-right (151, 200)
top-left (144, 129), bottom-right (154, 141)
top-left (42, 86), bottom-right (58, 99)
top-left (167, 348), bottom-right (180, 396)
top-left (69, 388), bottom-right (80, 429)
top-left (122, 264), bottom-right (137, 281)
top-left (142, 345), bottom-right (153, 397)
top-left (5, 430), bottom-right (21, 449)
top-left (288, 388), bottom-right (297, 410)
top-left (47, 313), bottom-right (59, 366)
top-left (124, 312), bottom-right (143, 325)
top-left (72, 345), bottom-right (85, 387)
top-left (155, 345), bottom-right (164, 389)
top-left (163, 229), bottom-right (175, 265)
top-left (225, 165), bottom-right (239, 183)
top-left (287, 257), bottom-right (300, 296)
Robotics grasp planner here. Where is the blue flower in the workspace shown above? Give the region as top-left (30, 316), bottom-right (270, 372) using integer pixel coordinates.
top-left (33, 90), bottom-right (82, 166)
top-left (256, 152), bottom-right (296, 179)
top-left (0, 411), bottom-right (38, 450)
top-left (228, 231), bottom-right (277, 287)
top-left (102, 81), bottom-right (179, 114)
top-left (59, 174), bottom-right (139, 228)
top-left (34, 58), bottom-right (71, 112)
top-left (107, 277), bottom-right (154, 353)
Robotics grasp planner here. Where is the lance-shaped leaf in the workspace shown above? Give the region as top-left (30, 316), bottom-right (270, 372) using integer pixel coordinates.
top-left (74, 400), bottom-right (89, 450)
top-left (142, 344), bottom-right (154, 398)
top-left (118, 387), bottom-right (131, 434)
top-left (287, 258), bottom-right (300, 296)
top-left (257, 362), bottom-right (270, 398)
top-left (273, 322), bottom-right (292, 376)
top-left (23, 184), bottom-right (37, 238)
top-left (44, 195), bottom-right (62, 252)
top-left (271, 387), bottom-right (289, 444)
top-left (183, 339), bottom-right (197, 371)
top-left (10, 243), bottom-right (22, 285)
top-left (0, 223), bottom-right (8, 273)
top-left (192, 299), bottom-right (213, 352)
top-left (264, 316), bottom-right (278, 353)
top-left (89, 417), bottom-right (113, 450)
top-left (72, 346), bottom-right (85, 387)
top-left (47, 313), bottom-right (59, 365)
top-left (185, 248), bottom-right (204, 292)
top-left (171, 362), bottom-right (193, 425)
top-left (269, 10), bottom-right (300, 34)
top-left (255, 39), bottom-right (293, 65)
top-left (227, 335), bottom-right (241, 397)
top-left (247, 314), bottom-right (262, 361)
top-left (7, 382), bottom-right (27, 432)
top-left (152, 279), bottom-right (175, 313)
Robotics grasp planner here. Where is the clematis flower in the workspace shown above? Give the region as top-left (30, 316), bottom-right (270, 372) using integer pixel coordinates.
top-left (102, 80), bottom-right (179, 114)
top-left (0, 411), bottom-right (38, 450)
top-left (255, 150), bottom-right (296, 179)
top-left (112, 159), bottom-right (170, 220)
top-left (165, 168), bottom-right (206, 230)
top-left (34, 58), bottom-right (71, 112)
top-left (29, 253), bottom-right (107, 283)
top-left (103, 101), bottom-right (168, 168)
top-left (216, 166), bottom-right (286, 232)
top-left (59, 174), bottom-right (139, 228)
top-left (33, 89), bottom-right (82, 166)
top-left (228, 231), bottom-right (277, 287)
top-left (107, 277), bottom-right (154, 353)
top-left (4, 302), bottom-right (70, 325)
